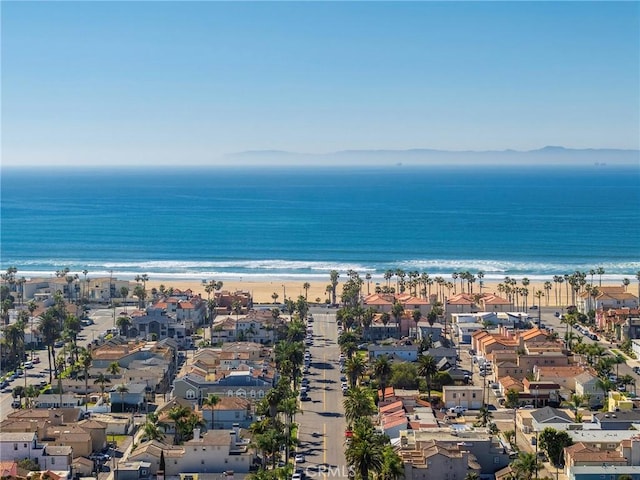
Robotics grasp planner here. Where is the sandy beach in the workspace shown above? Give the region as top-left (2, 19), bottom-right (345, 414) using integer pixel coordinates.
top-left (142, 277), bottom-right (629, 308)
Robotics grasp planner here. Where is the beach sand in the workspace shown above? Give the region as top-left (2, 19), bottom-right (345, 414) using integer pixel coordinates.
top-left (142, 277), bottom-right (626, 308)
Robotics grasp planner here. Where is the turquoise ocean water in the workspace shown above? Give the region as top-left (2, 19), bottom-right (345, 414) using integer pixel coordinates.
top-left (1, 165), bottom-right (638, 283)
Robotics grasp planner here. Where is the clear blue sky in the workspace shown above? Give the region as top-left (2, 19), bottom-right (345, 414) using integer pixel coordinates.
top-left (2, 1), bottom-right (639, 166)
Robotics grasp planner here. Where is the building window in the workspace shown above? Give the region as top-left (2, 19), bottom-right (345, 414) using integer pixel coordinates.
top-left (14, 444), bottom-right (18, 450)
top-left (452, 393), bottom-right (457, 398)
top-left (51, 458), bottom-right (55, 465)
top-left (186, 389), bottom-right (196, 399)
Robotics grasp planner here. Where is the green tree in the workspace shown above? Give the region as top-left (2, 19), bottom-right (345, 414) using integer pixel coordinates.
top-left (378, 444), bottom-right (404, 480)
top-left (116, 384), bottom-right (129, 413)
top-left (329, 270), bottom-right (340, 306)
top-left (345, 417), bottom-right (384, 480)
top-left (343, 386), bottom-right (377, 427)
top-left (538, 427), bottom-right (573, 467)
top-left (345, 355), bottom-right (367, 388)
top-left (39, 310), bottom-right (61, 384)
top-left (79, 348), bottom-right (92, 411)
top-left (417, 354), bottom-right (437, 400)
top-left (373, 355), bottom-right (392, 401)
top-left (116, 316), bottom-right (131, 337)
top-left (202, 393), bottom-right (221, 430)
top-left (474, 405), bottom-right (494, 427)
top-left (93, 373), bottom-right (111, 401)
top-left (391, 301), bottom-right (404, 338)
top-left (511, 452), bottom-right (541, 480)
top-left (504, 389), bottom-right (520, 445)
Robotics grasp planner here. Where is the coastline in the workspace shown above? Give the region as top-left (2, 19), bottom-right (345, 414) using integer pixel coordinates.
top-left (141, 277), bottom-right (634, 307)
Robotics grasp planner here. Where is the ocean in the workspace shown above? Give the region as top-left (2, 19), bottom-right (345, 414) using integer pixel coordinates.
top-left (1, 165), bottom-right (639, 283)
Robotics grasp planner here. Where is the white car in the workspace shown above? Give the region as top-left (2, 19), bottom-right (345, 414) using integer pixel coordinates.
top-left (295, 454), bottom-right (305, 463)
top-left (292, 474), bottom-right (302, 480)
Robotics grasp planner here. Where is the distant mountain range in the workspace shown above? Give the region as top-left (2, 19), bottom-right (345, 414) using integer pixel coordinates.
top-left (224, 146), bottom-right (639, 166)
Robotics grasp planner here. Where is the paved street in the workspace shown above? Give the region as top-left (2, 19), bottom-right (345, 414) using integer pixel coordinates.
top-left (0, 305), bottom-right (123, 422)
top-left (295, 309), bottom-right (348, 479)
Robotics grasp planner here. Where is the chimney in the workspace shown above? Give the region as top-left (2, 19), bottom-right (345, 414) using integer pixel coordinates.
top-left (232, 423), bottom-right (240, 436)
top-left (229, 430), bottom-right (236, 446)
top-left (193, 427), bottom-right (200, 440)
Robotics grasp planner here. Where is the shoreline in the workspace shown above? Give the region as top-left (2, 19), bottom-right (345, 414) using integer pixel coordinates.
top-left (140, 277), bottom-right (636, 308)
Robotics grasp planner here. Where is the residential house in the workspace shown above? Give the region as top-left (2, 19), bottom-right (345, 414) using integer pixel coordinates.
top-left (214, 291), bottom-right (253, 315)
top-left (566, 429), bottom-right (640, 450)
top-left (109, 383), bottom-right (147, 412)
top-left (367, 344), bottom-right (419, 362)
top-left (129, 307), bottom-right (188, 346)
top-left (607, 391), bottom-right (634, 413)
top-left (568, 465), bottom-right (640, 479)
top-left (173, 370), bottom-right (273, 404)
top-left (210, 310), bottom-right (281, 345)
top-left (115, 461), bottom-right (152, 480)
top-left (522, 379), bottom-right (561, 407)
top-left (577, 286), bottom-right (638, 314)
top-left (33, 394), bottom-right (81, 409)
top-left (415, 322), bottom-right (443, 343)
top-left (600, 308), bottom-right (640, 341)
top-left (379, 401), bottom-right (408, 439)
top-left (593, 410), bottom-right (640, 430)
top-left (0, 432), bottom-right (71, 472)
top-left (45, 425), bottom-right (92, 458)
top-left (442, 386), bottom-right (483, 410)
top-left (530, 406), bottom-right (575, 432)
top-left (128, 427), bottom-right (254, 475)
top-left (564, 443), bottom-right (628, 474)
top-left (535, 365), bottom-right (587, 393)
top-left (574, 371), bottom-right (605, 408)
top-left (399, 440), bottom-right (481, 480)
top-left (0, 461), bottom-right (18, 478)
top-left (201, 397), bottom-right (253, 429)
top-left (398, 426), bottom-right (510, 474)
top-left (71, 457), bottom-right (94, 477)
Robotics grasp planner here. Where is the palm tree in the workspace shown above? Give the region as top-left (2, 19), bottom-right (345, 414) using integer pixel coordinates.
top-left (474, 405), bottom-right (494, 427)
top-left (391, 301), bottom-right (404, 338)
top-left (116, 316), bottom-right (131, 336)
top-left (373, 355), bottom-right (392, 401)
top-left (168, 405), bottom-right (192, 444)
top-left (511, 452), bottom-right (541, 480)
top-left (116, 384), bottom-right (129, 413)
top-left (345, 355), bottom-right (367, 388)
top-left (302, 282), bottom-right (310, 300)
top-left (133, 285), bottom-right (146, 309)
top-left (143, 418), bottom-right (165, 442)
top-left (345, 417), bottom-right (384, 480)
top-left (411, 309), bottom-right (421, 337)
top-left (107, 361), bottom-right (121, 378)
top-left (93, 373), bottom-right (111, 401)
top-left (39, 310), bottom-right (61, 384)
top-left (343, 386), bottom-right (376, 426)
top-left (79, 348), bottom-right (92, 411)
top-left (329, 270), bottom-right (340, 306)
top-left (120, 286), bottom-right (129, 313)
top-left (378, 445), bottom-right (404, 480)
top-left (504, 388), bottom-right (520, 445)
top-left (417, 354), bottom-right (437, 401)
top-left (202, 393), bottom-right (221, 430)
